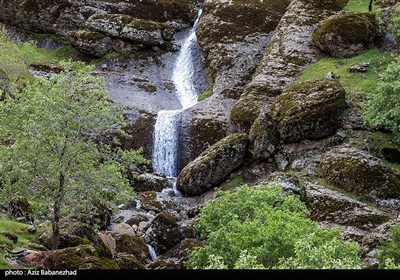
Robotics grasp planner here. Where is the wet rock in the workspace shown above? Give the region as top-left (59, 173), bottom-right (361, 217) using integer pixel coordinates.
top-left (270, 78), bottom-right (347, 143)
top-left (249, 113), bottom-right (279, 161)
top-left (38, 221), bottom-right (111, 258)
top-left (25, 244), bottom-right (118, 269)
top-left (112, 223), bottom-right (135, 236)
top-left (133, 173), bottom-right (170, 192)
top-left (177, 133), bottom-right (249, 196)
top-left (303, 182), bottom-right (391, 230)
top-left (7, 197), bottom-right (33, 223)
top-left (147, 211), bottom-right (181, 254)
top-left (138, 191), bottom-right (174, 213)
top-left (126, 213), bottom-right (148, 227)
top-left (114, 234), bottom-right (150, 265)
top-left (313, 12), bottom-right (376, 58)
top-left (321, 147), bottom-right (400, 202)
top-left (68, 30), bottom-right (112, 57)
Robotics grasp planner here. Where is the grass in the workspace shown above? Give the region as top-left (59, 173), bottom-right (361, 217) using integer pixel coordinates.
top-left (344, 0), bottom-right (377, 12)
top-left (0, 217), bottom-right (39, 269)
top-left (198, 67), bottom-right (214, 102)
top-left (299, 46), bottom-right (395, 97)
top-left (219, 174), bottom-right (246, 191)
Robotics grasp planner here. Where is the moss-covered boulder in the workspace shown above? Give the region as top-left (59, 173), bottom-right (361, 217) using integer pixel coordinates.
top-left (321, 147), bottom-right (400, 201)
top-left (249, 113), bottom-right (279, 161)
top-left (85, 14), bottom-right (134, 37)
top-left (25, 244), bottom-right (119, 269)
top-left (38, 221), bottom-right (111, 258)
top-left (270, 78), bottom-right (346, 143)
top-left (146, 211), bottom-right (182, 254)
top-left (115, 253), bottom-right (146, 269)
top-left (7, 197), bottom-right (33, 222)
top-left (114, 234), bottom-right (150, 265)
top-left (132, 173), bottom-right (170, 192)
top-left (120, 19), bottom-right (174, 46)
top-left (177, 133), bottom-right (248, 196)
top-left (313, 12), bottom-right (377, 58)
top-left (67, 30), bottom-right (113, 57)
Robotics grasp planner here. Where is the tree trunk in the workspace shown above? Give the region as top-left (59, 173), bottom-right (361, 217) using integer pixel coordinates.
top-left (369, 0), bottom-right (373, 12)
top-left (51, 200), bottom-right (60, 250)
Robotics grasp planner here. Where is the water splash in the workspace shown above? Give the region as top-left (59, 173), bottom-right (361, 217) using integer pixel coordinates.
top-left (152, 10), bottom-right (203, 177)
top-left (147, 244), bottom-right (157, 261)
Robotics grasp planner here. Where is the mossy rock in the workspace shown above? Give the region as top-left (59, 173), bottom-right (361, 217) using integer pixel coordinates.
top-left (0, 69), bottom-right (10, 101)
top-left (7, 197), bottom-right (33, 222)
top-left (147, 211), bottom-right (181, 254)
top-left (320, 147), bottom-right (400, 201)
top-left (68, 30), bottom-right (113, 58)
top-left (115, 253), bottom-right (146, 269)
top-left (85, 14), bottom-right (134, 37)
top-left (249, 113), bottom-right (279, 161)
top-left (177, 133), bottom-right (249, 196)
top-left (114, 234), bottom-right (150, 264)
top-left (270, 78), bottom-right (347, 143)
top-left (25, 244), bottom-right (119, 269)
top-left (313, 12), bottom-right (377, 58)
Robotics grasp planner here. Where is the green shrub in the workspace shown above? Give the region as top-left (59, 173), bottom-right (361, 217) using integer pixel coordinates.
top-left (187, 184), bottom-right (361, 269)
top-left (377, 226), bottom-right (400, 268)
top-left (363, 56), bottom-right (400, 139)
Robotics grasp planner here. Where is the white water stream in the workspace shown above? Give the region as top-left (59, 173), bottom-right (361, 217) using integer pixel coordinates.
top-left (152, 10), bottom-right (202, 178)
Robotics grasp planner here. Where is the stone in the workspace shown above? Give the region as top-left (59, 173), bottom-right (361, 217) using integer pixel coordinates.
top-left (7, 197), bottom-right (33, 223)
top-left (112, 223), bottom-right (135, 236)
top-left (115, 253), bottom-right (145, 269)
top-left (177, 133), bottom-right (249, 196)
top-left (98, 232), bottom-right (116, 258)
top-left (85, 14), bottom-right (133, 37)
top-left (249, 113), bottom-right (279, 161)
top-left (313, 12), bottom-right (376, 58)
top-left (146, 211), bottom-right (181, 254)
top-left (26, 225), bottom-right (36, 234)
top-left (270, 78), bottom-right (347, 143)
top-left (380, 147), bottom-right (400, 164)
top-left (120, 19), bottom-right (172, 47)
top-left (67, 30), bottom-right (112, 57)
top-left (348, 62), bottom-right (370, 73)
top-left (114, 234), bottom-right (150, 265)
top-left (138, 221), bottom-right (149, 233)
top-left (24, 245), bottom-right (118, 270)
top-left (321, 147), bottom-right (400, 201)
top-left (133, 173), bottom-right (170, 192)
top-left (303, 182), bottom-right (391, 230)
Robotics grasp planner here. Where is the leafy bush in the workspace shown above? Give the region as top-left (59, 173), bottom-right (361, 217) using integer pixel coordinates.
top-left (187, 184), bottom-right (361, 269)
top-left (389, 7), bottom-right (400, 39)
top-left (363, 56), bottom-right (400, 138)
top-left (377, 225), bottom-right (400, 268)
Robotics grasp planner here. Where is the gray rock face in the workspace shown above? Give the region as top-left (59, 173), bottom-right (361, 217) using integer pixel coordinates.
top-left (86, 14), bottom-right (133, 38)
top-left (134, 173), bottom-right (170, 192)
top-left (313, 12), bottom-right (376, 58)
top-left (230, 0), bottom-right (342, 132)
top-left (321, 147), bottom-right (400, 202)
top-left (120, 19), bottom-right (170, 46)
top-left (177, 133), bottom-right (249, 196)
top-left (249, 113), bottom-right (279, 161)
top-left (269, 78), bottom-right (347, 143)
top-left (68, 30), bottom-right (112, 58)
top-left (304, 182), bottom-right (391, 230)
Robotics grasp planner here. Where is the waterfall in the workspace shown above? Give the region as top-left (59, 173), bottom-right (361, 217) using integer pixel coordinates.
top-left (152, 10), bottom-right (202, 177)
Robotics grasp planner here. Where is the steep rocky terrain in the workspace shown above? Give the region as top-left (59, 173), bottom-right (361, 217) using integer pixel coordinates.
top-left (1, 0), bottom-right (400, 270)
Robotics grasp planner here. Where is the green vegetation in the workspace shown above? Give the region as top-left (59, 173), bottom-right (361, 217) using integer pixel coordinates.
top-left (299, 46), bottom-right (394, 96)
top-left (197, 67), bottom-right (214, 102)
top-left (0, 62), bottom-right (147, 249)
top-left (0, 217), bottom-right (39, 269)
top-left (219, 174), bottom-right (246, 191)
top-left (187, 184), bottom-right (361, 269)
top-left (377, 225), bottom-right (400, 269)
top-left (344, 0), bottom-right (376, 12)
top-left (388, 6), bottom-right (400, 39)
top-left (363, 56), bottom-right (400, 139)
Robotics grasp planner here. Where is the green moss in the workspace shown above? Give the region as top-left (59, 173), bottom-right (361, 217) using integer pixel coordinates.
top-left (197, 67), bottom-right (214, 101)
top-left (299, 46), bottom-right (394, 97)
top-left (344, 0), bottom-right (377, 12)
top-left (219, 174), bottom-right (246, 191)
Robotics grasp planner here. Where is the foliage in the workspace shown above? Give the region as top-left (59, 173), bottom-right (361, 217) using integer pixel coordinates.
top-left (344, 0), bottom-right (376, 12)
top-left (0, 61), bottom-right (147, 248)
top-left (377, 225), bottom-right (400, 268)
top-left (363, 56), bottom-right (400, 139)
top-left (276, 229), bottom-right (361, 269)
top-left (197, 67), bottom-right (214, 102)
top-left (187, 184), bottom-right (361, 269)
top-left (388, 6), bottom-right (400, 39)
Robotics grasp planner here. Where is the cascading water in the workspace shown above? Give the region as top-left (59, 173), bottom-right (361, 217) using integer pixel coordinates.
top-left (152, 10), bottom-right (202, 178)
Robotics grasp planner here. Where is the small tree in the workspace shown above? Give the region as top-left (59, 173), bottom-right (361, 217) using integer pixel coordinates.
top-left (0, 62), bottom-right (147, 249)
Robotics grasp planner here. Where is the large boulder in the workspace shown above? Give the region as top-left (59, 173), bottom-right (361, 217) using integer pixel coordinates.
top-left (313, 12), bottom-right (377, 58)
top-left (114, 234), bottom-right (150, 265)
top-left (146, 211), bottom-right (181, 254)
top-left (177, 133), bottom-right (248, 196)
top-left (7, 197), bottom-right (33, 223)
top-left (269, 78), bottom-right (347, 143)
top-left (67, 30), bottom-right (113, 57)
top-left (320, 147), bottom-right (400, 201)
top-left (85, 14), bottom-right (134, 37)
top-left (303, 182), bottom-right (391, 230)
top-left (133, 173), bottom-right (170, 192)
top-left (120, 19), bottom-right (174, 46)
top-left (25, 244), bottom-right (118, 269)
top-left (231, 0), bottom-right (344, 132)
